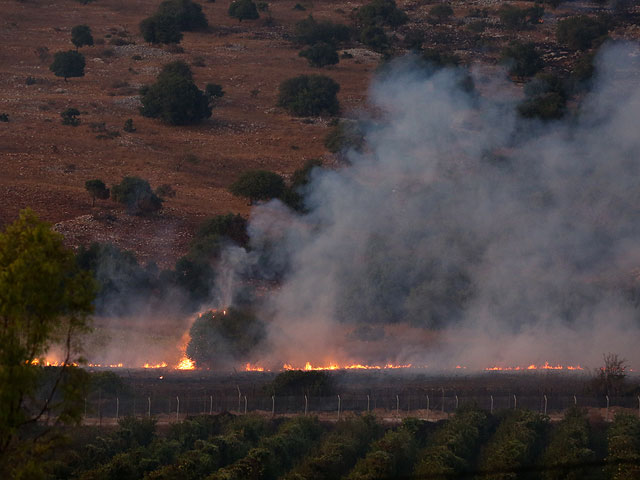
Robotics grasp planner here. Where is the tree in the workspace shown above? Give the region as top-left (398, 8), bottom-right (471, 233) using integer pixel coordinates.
top-left (294, 16), bottom-right (351, 46)
top-left (140, 15), bottom-right (183, 44)
top-left (594, 353), bottom-right (628, 396)
top-left (196, 213), bottom-right (249, 247)
top-left (277, 74), bottom-right (340, 117)
top-left (299, 42), bottom-right (339, 68)
top-left (61, 108), bottom-right (81, 126)
top-left (500, 41), bottom-right (543, 77)
top-left (357, 0), bottom-right (408, 27)
top-left (85, 179), bottom-right (110, 206)
top-left (157, 0), bottom-right (208, 31)
top-left (0, 210), bottom-right (95, 477)
top-left (556, 15), bottom-right (609, 50)
top-left (140, 61), bottom-right (211, 125)
top-left (71, 25), bottom-right (94, 49)
top-left (49, 50), bottom-right (85, 81)
top-left (228, 0), bottom-right (259, 21)
top-left (229, 170), bottom-right (285, 205)
top-left (205, 83), bottom-right (225, 102)
top-left (111, 176), bottom-right (163, 215)
top-left (360, 24), bottom-right (390, 52)
top-left (429, 3), bottom-right (454, 22)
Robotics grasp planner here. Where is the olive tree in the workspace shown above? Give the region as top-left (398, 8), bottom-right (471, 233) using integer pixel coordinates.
top-left (50, 51), bottom-right (85, 81)
top-left (71, 25), bottom-right (94, 49)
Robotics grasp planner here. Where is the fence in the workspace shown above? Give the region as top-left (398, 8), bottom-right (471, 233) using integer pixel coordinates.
top-left (79, 392), bottom-right (640, 425)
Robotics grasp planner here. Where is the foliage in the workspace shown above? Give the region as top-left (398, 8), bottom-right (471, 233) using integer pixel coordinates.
top-left (205, 83), bottom-right (225, 100)
top-left (186, 308), bottom-right (266, 369)
top-left (420, 48), bottom-right (461, 68)
top-left (140, 61), bottom-right (212, 125)
top-left (85, 179), bottom-right (110, 206)
top-left (229, 170), bottom-right (286, 205)
top-left (541, 407), bottom-right (595, 480)
top-left (498, 4), bottom-right (544, 29)
top-left (111, 176), bottom-right (163, 215)
top-left (266, 370), bottom-right (335, 396)
top-left (123, 118), bottom-right (136, 132)
top-left (605, 413), bottom-right (640, 480)
top-left (0, 210), bottom-right (95, 476)
top-left (299, 42), bottom-right (339, 68)
top-left (228, 0), bottom-right (259, 21)
top-left (71, 25), bottom-right (94, 48)
top-left (556, 15), bottom-right (609, 50)
top-left (359, 25), bottom-right (389, 52)
top-left (593, 352), bottom-right (628, 396)
top-left (157, 0), bottom-right (208, 31)
top-left (196, 213), bottom-right (249, 247)
top-left (0, 114), bottom-right (8, 122)
top-left (170, 256), bottom-right (214, 303)
top-left (324, 120), bottom-right (365, 154)
top-left (357, 0), bottom-right (408, 27)
top-left (61, 107), bottom-right (81, 126)
top-left (477, 409), bottom-right (548, 480)
top-left (284, 415), bottom-right (382, 480)
top-left (277, 74), bottom-right (340, 117)
top-left (140, 15), bottom-right (183, 44)
top-left (50, 50), bottom-right (85, 80)
top-left (429, 3), bottom-right (453, 22)
top-left (294, 16), bottom-right (351, 46)
top-left (500, 41), bottom-right (543, 77)
top-left (414, 406), bottom-right (489, 477)
top-left (518, 73), bottom-right (567, 120)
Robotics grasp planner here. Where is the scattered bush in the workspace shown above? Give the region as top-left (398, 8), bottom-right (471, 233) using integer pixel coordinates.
top-left (299, 42), bottom-right (339, 67)
top-left (0, 113), bottom-right (9, 122)
top-left (140, 61), bottom-right (212, 125)
top-left (228, 0), bottom-right (259, 21)
top-left (360, 24), bottom-right (389, 52)
top-left (60, 108), bottom-right (81, 126)
top-left (277, 74), bottom-right (340, 117)
top-left (429, 3), bottom-right (454, 23)
top-left (556, 15), bottom-right (610, 50)
top-left (357, 0), bottom-right (408, 28)
top-left (50, 50), bottom-right (85, 80)
top-left (85, 179), bottom-right (110, 206)
top-left (229, 170), bottom-right (286, 205)
top-left (498, 4), bottom-right (544, 30)
top-left (71, 25), bottom-right (94, 49)
top-left (111, 176), bottom-right (163, 215)
top-left (123, 118), bottom-right (136, 132)
top-left (500, 41), bottom-right (543, 77)
top-left (294, 16), bottom-right (351, 46)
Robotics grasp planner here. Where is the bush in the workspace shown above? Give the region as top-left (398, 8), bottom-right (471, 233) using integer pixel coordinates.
top-left (111, 176), bottom-right (163, 215)
top-left (140, 15), bottom-right (183, 44)
top-left (294, 16), bottom-right (351, 46)
top-left (266, 370), bottom-right (335, 396)
top-left (0, 114), bottom-right (8, 122)
top-left (205, 83), bottom-right (225, 100)
top-left (85, 179), bottom-right (110, 206)
top-left (605, 413), bottom-right (640, 480)
top-left (157, 0), bottom-right (208, 31)
top-left (229, 170), bottom-right (285, 205)
top-left (186, 308), bottom-right (266, 369)
top-left (71, 25), bottom-right (94, 48)
top-left (196, 213), bottom-right (249, 247)
top-left (228, 0), bottom-right (259, 21)
top-left (299, 42), bottom-right (339, 68)
top-left (359, 25), bottom-right (389, 52)
top-left (123, 118), bottom-right (136, 132)
top-left (518, 73), bottom-right (567, 120)
top-left (498, 4), bottom-right (544, 29)
top-left (277, 75), bottom-right (340, 117)
top-left (140, 61), bottom-right (212, 125)
top-left (429, 4), bottom-right (453, 22)
top-left (155, 183), bottom-right (176, 199)
top-left (500, 41), bottom-right (543, 77)
top-left (61, 108), bottom-right (81, 126)
top-left (556, 15), bottom-right (609, 50)
top-left (50, 50), bottom-right (85, 80)
top-left (357, 0), bottom-right (408, 27)
top-left (324, 120), bottom-right (364, 154)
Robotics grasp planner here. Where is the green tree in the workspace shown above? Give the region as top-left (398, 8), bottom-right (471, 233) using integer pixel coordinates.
top-left (228, 0), bottom-right (259, 21)
top-left (518, 73), bottom-right (567, 120)
top-left (299, 42), bottom-right (339, 68)
top-left (71, 25), bottom-right (94, 49)
top-left (196, 213), bottom-right (249, 247)
top-left (49, 50), bottom-right (85, 81)
top-left (140, 61), bottom-right (212, 125)
top-left (556, 15), bottom-right (609, 50)
top-left (61, 108), bottom-right (81, 126)
top-left (0, 210), bottom-right (95, 477)
top-left (294, 15), bottom-right (351, 46)
top-left (360, 24), bottom-right (390, 52)
top-left (229, 170), bottom-right (285, 205)
top-left (140, 15), bottom-right (183, 44)
top-left (111, 176), bottom-right (163, 215)
top-left (277, 74), bottom-right (340, 117)
top-left (357, 0), bottom-right (408, 27)
top-left (85, 179), bottom-right (110, 206)
top-left (501, 41), bottom-right (543, 77)
top-left (429, 3), bottom-right (454, 22)
top-left (157, 0), bottom-right (208, 31)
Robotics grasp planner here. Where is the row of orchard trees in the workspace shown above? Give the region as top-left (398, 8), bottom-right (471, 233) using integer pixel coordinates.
top-left (40, 405), bottom-right (640, 479)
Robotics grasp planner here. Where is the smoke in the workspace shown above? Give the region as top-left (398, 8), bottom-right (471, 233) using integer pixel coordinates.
top-left (236, 42), bottom-right (640, 370)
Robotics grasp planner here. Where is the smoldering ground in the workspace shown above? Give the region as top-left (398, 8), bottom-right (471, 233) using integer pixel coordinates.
top-left (235, 42), bottom-right (640, 370)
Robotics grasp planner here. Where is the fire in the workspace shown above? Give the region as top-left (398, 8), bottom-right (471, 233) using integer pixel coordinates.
top-left (143, 362), bottom-right (168, 369)
top-left (176, 356), bottom-right (195, 370)
top-left (245, 363), bottom-right (266, 372)
top-left (279, 362), bottom-right (414, 371)
top-left (484, 362), bottom-right (584, 371)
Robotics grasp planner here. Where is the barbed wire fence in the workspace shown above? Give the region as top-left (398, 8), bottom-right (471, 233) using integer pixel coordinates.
top-left (77, 392), bottom-right (640, 425)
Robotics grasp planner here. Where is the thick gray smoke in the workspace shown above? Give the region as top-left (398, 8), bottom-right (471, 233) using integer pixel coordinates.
top-left (239, 42), bottom-right (640, 370)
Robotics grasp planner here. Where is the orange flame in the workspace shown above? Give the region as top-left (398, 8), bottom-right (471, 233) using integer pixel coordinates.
top-left (484, 362), bottom-right (583, 371)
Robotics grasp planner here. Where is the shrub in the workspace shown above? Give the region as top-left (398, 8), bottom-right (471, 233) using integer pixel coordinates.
top-left (140, 61), bottom-right (212, 125)
top-left (518, 73), bottom-right (567, 120)
top-left (157, 0), bottom-right (208, 31)
top-left (71, 25), bottom-right (94, 48)
top-left (277, 74), bottom-right (340, 117)
top-left (429, 3), bottom-right (453, 22)
top-left (140, 15), bottom-right (183, 44)
top-left (186, 308), bottom-right (266, 368)
top-left (228, 0), bottom-right (259, 21)
top-left (294, 16), bottom-right (351, 46)
top-left (205, 83), bottom-right (225, 100)
top-left (498, 4), bottom-right (544, 29)
top-left (60, 108), bottom-right (80, 126)
top-left (229, 170), bottom-right (285, 205)
top-left (85, 179), bottom-right (110, 206)
top-left (357, 0), bottom-right (408, 27)
top-left (266, 370), bottom-right (335, 396)
top-left (605, 413), bottom-right (640, 480)
top-left (111, 176), bottom-right (163, 215)
top-left (123, 118), bottom-right (136, 132)
top-left (360, 24), bottom-right (389, 52)
top-left (50, 50), bottom-right (85, 80)
top-left (196, 213), bottom-right (249, 247)
top-left (324, 120), bottom-right (364, 154)
top-left (0, 114), bottom-right (8, 122)
top-left (556, 15), bottom-right (609, 50)
top-left (500, 41), bottom-right (543, 77)
top-left (155, 183), bottom-right (176, 199)
top-left (299, 42), bottom-right (339, 67)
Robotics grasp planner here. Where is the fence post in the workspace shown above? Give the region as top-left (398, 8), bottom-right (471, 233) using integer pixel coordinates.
top-left (210, 395), bottom-right (213, 415)
top-left (116, 397), bottom-right (119, 421)
top-left (426, 395), bottom-right (429, 421)
top-left (513, 394), bottom-right (517, 409)
top-left (237, 386), bottom-right (242, 414)
top-left (441, 388), bottom-right (445, 414)
top-left (148, 397), bottom-right (151, 418)
top-left (574, 395), bottom-right (577, 406)
top-left (337, 395), bottom-right (341, 421)
top-left (455, 395), bottom-right (459, 410)
top-left (490, 395), bottom-right (494, 414)
top-left (605, 395), bottom-right (609, 421)
top-left (304, 395), bottom-right (308, 416)
top-left (271, 395), bottom-right (275, 417)
top-left (84, 397), bottom-right (87, 422)
top-left (396, 395), bottom-right (399, 417)
top-left (544, 395), bottom-right (547, 415)
top-left (99, 389), bottom-right (102, 427)
top-left (367, 394), bottom-right (370, 413)
top-left (176, 396), bottom-right (180, 422)
top-left (244, 396), bottom-right (247, 415)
